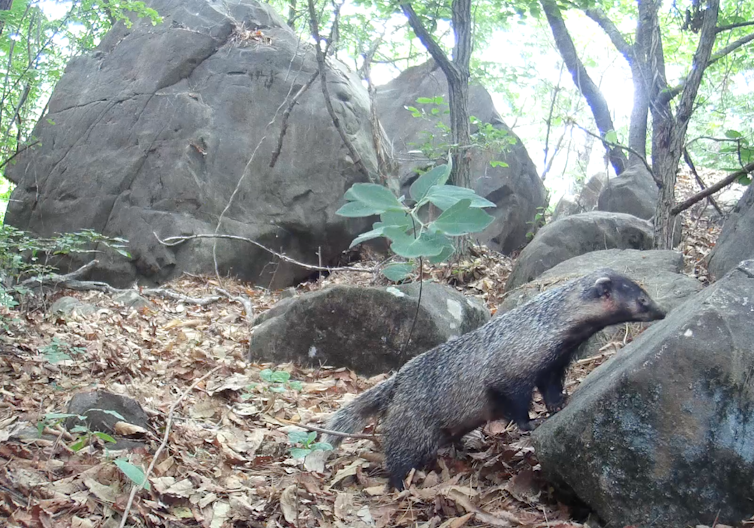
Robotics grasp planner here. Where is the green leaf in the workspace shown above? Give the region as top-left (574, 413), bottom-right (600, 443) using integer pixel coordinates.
top-left (416, 97), bottom-right (435, 104)
top-left (390, 231), bottom-right (451, 258)
top-left (290, 448), bottom-right (312, 459)
top-left (70, 438), bottom-right (88, 452)
top-left (381, 263), bottom-right (414, 282)
top-left (725, 129), bottom-right (743, 139)
top-left (349, 226), bottom-right (388, 248)
top-left (380, 211), bottom-right (413, 229)
top-left (604, 130), bottom-right (618, 144)
top-left (311, 442), bottom-right (334, 452)
top-left (93, 432), bottom-right (117, 443)
top-left (489, 160), bottom-right (508, 168)
top-left (424, 186), bottom-right (495, 211)
top-left (336, 201), bottom-right (382, 218)
top-left (100, 409), bottom-right (126, 421)
top-left (432, 199), bottom-right (495, 236)
top-left (288, 431), bottom-right (310, 444)
top-left (259, 369), bottom-right (274, 382)
top-left (115, 459), bottom-right (151, 490)
top-left (409, 163), bottom-right (452, 203)
top-left (428, 243), bottom-right (455, 264)
top-left (287, 381), bottom-right (303, 391)
top-left (270, 371), bottom-right (290, 383)
top-left (343, 183), bottom-right (404, 214)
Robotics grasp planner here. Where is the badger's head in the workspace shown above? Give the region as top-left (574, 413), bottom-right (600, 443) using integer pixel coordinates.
top-left (584, 270), bottom-right (667, 326)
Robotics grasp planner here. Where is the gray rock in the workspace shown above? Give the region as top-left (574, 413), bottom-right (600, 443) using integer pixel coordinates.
top-left (707, 184), bottom-right (754, 280)
top-left (551, 172), bottom-right (607, 222)
top-left (598, 164), bottom-right (658, 219)
top-left (50, 296), bottom-right (97, 317)
top-left (505, 212), bottom-right (654, 290)
top-left (5, 0), bottom-right (376, 288)
top-left (533, 260), bottom-right (754, 527)
top-left (500, 249), bottom-right (702, 357)
top-left (374, 60), bottom-right (548, 254)
top-left (66, 390), bottom-right (150, 433)
top-left (112, 291), bottom-right (153, 310)
top-left (249, 282), bottom-right (490, 376)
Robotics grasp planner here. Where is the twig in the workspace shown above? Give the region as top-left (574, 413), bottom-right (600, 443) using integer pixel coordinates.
top-left (0, 139), bottom-right (39, 172)
top-left (682, 147), bottom-right (723, 216)
top-left (214, 286), bottom-right (254, 324)
top-left (571, 121), bottom-right (659, 186)
top-left (286, 420), bottom-right (379, 441)
top-left (20, 259), bottom-right (98, 287)
top-left (671, 160), bottom-right (754, 215)
top-left (307, 0), bottom-right (371, 180)
top-left (269, 70), bottom-right (319, 168)
top-left (156, 232), bottom-right (377, 274)
top-left (118, 366), bottom-right (221, 528)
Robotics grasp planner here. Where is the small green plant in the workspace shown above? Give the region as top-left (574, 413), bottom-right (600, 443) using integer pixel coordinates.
top-left (337, 158), bottom-right (496, 281)
top-left (526, 206), bottom-right (548, 240)
top-left (288, 430), bottom-right (333, 459)
top-left (241, 369), bottom-right (303, 399)
top-left (39, 411), bottom-right (151, 489)
top-left (40, 337), bottom-right (86, 364)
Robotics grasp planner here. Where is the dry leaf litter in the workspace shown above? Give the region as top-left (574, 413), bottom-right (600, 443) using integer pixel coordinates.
top-left (0, 169), bottom-right (744, 528)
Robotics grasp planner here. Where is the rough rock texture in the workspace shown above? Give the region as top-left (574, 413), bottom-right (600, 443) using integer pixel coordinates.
top-left (374, 60), bottom-right (547, 254)
top-left (533, 260), bottom-right (754, 527)
top-left (249, 282), bottom-right (490, 376)
top-left (505, 212), bottom-right (654, 290)
top-left (551, 172), bottom-right (607, 222)
top-left (5, 0), bottom-right (377, 288)
top-left (597, 165), bottom-right (658, 219)
top-left (500, 249), bottom-right (702, 357)
top-left (707, 184), bottom-right (754, 280)
top-left (66, 390), bottom-right (150, 433)
top-left (50, 297), bottom-right (97, 317)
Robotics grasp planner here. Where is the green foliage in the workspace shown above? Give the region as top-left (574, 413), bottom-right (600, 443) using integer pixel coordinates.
top-left (288, 430), bottom-right (333, 460)
top-left (242, 369), bottom-right (303, 398)
top-left (39, 410), bottom-right (121, 451)
top-left (114, 458), bottom-right (151, 490)
top-left (0, 1), bottom-right (162, 200)
top-left (40, 337), bottom-right (86, 363)
top-left (526, 206), bottom-right (547, 240)
top-left (337, 160), bottom-right (496, 281)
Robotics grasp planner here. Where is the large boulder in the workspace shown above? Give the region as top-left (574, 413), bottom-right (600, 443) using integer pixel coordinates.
top-left (5, 0), bottom-right (377, 288)
top-left (505, 212), bottom-right (654, 290)
top-left (597, 164), bottom-right (658, 219)
top-left (249, 282), bottom-right (490, 376)
top-left (551, 172), bottom-right (607, 222)
top-left (533, 260), bottom-right (754, 527)
top-left (707, 183), bottom-right (754, 280)
top-left (499, 249), bottom-right (702, 357)
top-left (374, 60), bottom-right (548, 254)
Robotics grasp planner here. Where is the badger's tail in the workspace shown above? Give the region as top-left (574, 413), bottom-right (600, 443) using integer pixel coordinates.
top-left (321, 376), bottom-right (397, 447)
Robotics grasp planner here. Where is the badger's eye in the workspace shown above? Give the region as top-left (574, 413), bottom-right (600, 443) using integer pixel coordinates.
top-left (638, 297), bottom-right (648, 306)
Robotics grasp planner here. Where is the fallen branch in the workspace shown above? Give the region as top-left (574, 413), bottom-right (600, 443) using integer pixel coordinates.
top-left (119, 366), bottom-right (222, 528)
top-left (671, 160), bottom-right (754, 215)
top-left (215, 286), bottom-right (254, 324)
top-left (156, 232), bottom-right (377, 274)
top-left (682, 147), bottom-right (723, 216)
top-left (21, 259), bottom-right (222, 306)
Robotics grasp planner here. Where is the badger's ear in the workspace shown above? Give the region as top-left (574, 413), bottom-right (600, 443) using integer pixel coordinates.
top-left (593, 276), bottom-right (612, 298)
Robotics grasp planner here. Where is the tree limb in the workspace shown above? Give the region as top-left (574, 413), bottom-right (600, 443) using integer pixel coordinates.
top-left (156, 232), bottom-right (377, 274)
top-left (269, 70), bottom-right (319, 168)
top-left (682, 147), bottom-right (723, 216)
top-left (584, 8), bottom-right (633, 60)
top-left (541, 0), bottom-right (627, 175)
top-left (671, 160), bottom-right (754, 215)
top-left (399, 3), bottom-right (460, 83)
top-left (716, 20), bottom-right (754, 33)
top-left (307, 0), bottom-right (372, 180)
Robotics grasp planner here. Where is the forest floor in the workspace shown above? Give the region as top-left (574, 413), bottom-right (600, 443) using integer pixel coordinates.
top-left (0, 169), bottom-right (740, 528)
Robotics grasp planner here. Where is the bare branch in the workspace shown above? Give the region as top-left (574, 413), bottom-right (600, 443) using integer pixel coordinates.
top-left (20, 260), bottom-right (99, 287)
top-left (584, 8), bottom-right (633, 60)
top-left (157, 232), bottom-right (377, 274)
top-left (399, 3), bottom-right (460, 82)
top-left (307, 0), bottom-right (372, 180)
top-left (671, 160), bottom-right (754, 215)
top-left (682, 147), bottom-right (723, 216)
top-left (269, 70), bottom-right (319, 168)
top-left (716, 20), bottom-right (754, 33)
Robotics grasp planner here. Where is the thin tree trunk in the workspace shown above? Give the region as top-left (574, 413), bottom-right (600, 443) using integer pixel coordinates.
top-left (652, 0), bottom-right (719, 249)
top-left (541, 0), bottom-right (627, 175)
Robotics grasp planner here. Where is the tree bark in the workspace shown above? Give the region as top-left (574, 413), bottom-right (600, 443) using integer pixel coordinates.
top-left (400, 0), bottom-right (472, 187)
top-left (542, 0), bottom-right (627, 175)
top-left (652, 0), bottom-right (719, 249)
